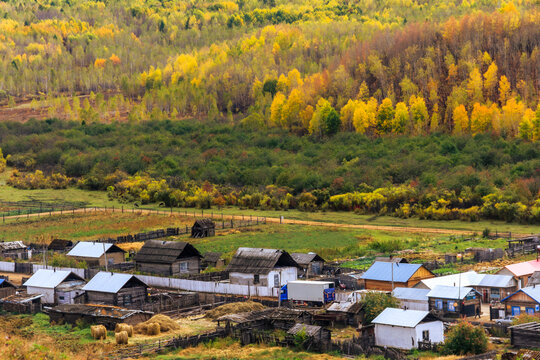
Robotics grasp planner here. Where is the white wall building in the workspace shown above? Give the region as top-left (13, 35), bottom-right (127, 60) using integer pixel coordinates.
top-left (23, 269), bottom-right (85, 304)
top-left (372, 308), bottom-right (444, 350)
top-left (392, 287), bottom-right (430, 311)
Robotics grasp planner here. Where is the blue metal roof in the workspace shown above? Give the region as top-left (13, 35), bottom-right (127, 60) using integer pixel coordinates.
top-left (360, 262), bottom-right (423, 283)
top-left (392, 287), bottom-right (430, 301)
top-left (372, 308), bottom-right (431, 327)
top-left (0, 279), bottom-right (5, 286)
top-left (502, 286), bottom-right (540, 304)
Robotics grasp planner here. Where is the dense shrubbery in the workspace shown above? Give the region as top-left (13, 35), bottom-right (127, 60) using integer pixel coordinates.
top-left (442, 322), bottom-right (488, 355)
top-left (362, 292), bottom-right (400, 325)
top-left (0, 120), bottom-right (538, 223)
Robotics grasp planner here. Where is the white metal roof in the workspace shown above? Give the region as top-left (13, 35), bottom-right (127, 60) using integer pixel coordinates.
top-left (416, 271), bottom-right (515, 289)
top-left (392, 287), bottom-right (430, 301)
top-left (427, 285), bottom-right (476, 300)
top-left (82, 272), bottom-right (145, 293)
top-left (23, 269), bottom-right (83, 289)
top-left (372, 308), bottom-right (432, 328)
top-left (287, 280), bottom-right (334, 285)
top-left (67, 242), bottom-right (113, 258)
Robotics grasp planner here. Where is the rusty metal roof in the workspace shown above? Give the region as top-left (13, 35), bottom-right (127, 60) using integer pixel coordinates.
top-left (134, 240), bottom-right (201, 264)
top-left (226, 248), bottom-right (300, 274)
top-left (290, 252), bottom-right (325, 266)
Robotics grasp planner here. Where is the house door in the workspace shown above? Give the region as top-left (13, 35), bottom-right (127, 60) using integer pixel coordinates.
top-left (482, 290), bottom-right (489, 302)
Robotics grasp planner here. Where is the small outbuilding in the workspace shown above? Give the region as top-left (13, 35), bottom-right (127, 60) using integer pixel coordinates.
top-left (48, 239), bottom-right (74, 252)
top-left (23, 269), bottom-right (86, 304)
top-left (361, 262), bottom-right (435, 291)
top-left (392, 287), bottom-right (430, 311)
top-left (325, 301), bottom-right (363, 326)
top-left (372, 308), bottom-right (444, 350)
top-left (202, 252), bottom-right (225, 269)
top-left (427, 285), bottom-right (482, 318)
top-left (0, 241), bottom-right (29, 260)
top-left (134, 240), bottom-right (202, 276)
top-left (0, 278), bottom-right (17, 299)
top-left (501, 286), bottom-right (540, 316)
top-left (0, 292), bottom-right (43, 313)
top-left (67, 242), bottom-right (126, 267)
top-left (227, 247), bottom-right (300, 287)
top-left (48, 304), bottom-right (153, 330)
top-left (287, 323), bottom-right (331, 352)
top-left (191, 218), bottom-right (215, 238)
top-left (82, 272), bottom-right (148, 307)
top-left (291, 252), bottom-right (325, 277)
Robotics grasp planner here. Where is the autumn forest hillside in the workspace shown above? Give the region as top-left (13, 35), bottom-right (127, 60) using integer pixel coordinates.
top-left (0, 0), bottom-right (538, 223)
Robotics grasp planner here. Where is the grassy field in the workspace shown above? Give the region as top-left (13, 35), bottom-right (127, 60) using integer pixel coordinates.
top-left (0, 212), bottom-right (193, 243)
top-left (0, 184), bottom-right (537, 235)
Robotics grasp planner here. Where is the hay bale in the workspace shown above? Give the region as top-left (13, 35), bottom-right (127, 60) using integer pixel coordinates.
top-left (91, 325), bottom-right (107, 340)
top-left (147, 322), bottom-right (161, 336)
top-left (115, 330), bottom-right (129, 345)
top-left (205, 301), bottom-right (265, 320)
top-left (115, 323), bottom-right (133, 337)
top-left (134, 314), bottom-right (179, 334)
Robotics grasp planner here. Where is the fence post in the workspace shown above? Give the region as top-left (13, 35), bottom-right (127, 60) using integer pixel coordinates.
top-left (122, 206), bottom-right (124, 213)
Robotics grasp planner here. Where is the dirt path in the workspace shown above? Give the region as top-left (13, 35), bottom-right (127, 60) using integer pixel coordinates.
top-left (1, 207), bottom-right (480, 236)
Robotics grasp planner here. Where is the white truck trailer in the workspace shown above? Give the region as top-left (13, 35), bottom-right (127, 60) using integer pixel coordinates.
top-left (280, 280), bottom-right (335, 305)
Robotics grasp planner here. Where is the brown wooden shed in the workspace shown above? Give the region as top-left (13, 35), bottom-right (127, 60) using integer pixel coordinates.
top-left (134, 240), bottom-right (202, 276)
top-left (83, 272), bottom-right (148, 308)
top-left (191, 219), bottom-right (215, 238)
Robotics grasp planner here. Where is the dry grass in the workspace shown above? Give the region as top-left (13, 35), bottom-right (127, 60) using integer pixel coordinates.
top-left (204, 301), bottom-right (265, 320)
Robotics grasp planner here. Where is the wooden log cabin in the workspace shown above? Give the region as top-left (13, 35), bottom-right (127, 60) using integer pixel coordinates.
top-left (134, 240), bottom-right (202, 276)
top-left (361, 262), bottom-right (435, 291)
top-left (82, 272), bottom-right (148, 308)
top-left (501, 286), bottom-right (540, 316)
top-left (67, 242), bottom-right (126, 267)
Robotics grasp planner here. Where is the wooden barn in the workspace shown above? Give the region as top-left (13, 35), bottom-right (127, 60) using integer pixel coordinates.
top-left (509, 322), bottom-right (540, 349)
top-left (0, 241), bottom-right (29, 260)
top-left (0, 278), bottom-right (16, 299)
top-left (291, 252), bottom-right (325, 277)
top-left (48, 239), bottom-right (73, 252)
top-left (361, 262), bottom-right (435, 291)
top-left (191, 218), bottom-right (215, 238)
top-left (67, 242), bottom-right (126, 267)
top-left (83, 272), bottom-right (148, 307)
top-left (427, 285), bottom-right (482, 318)
top-left (48, 304), bottom-right (153, 330)
top-left (23, 269), bottom-right (86, 304)
top-left (227, 247), bottom-right (300, 287)
top-left (501, 286), bottom-right (540, 316)
top-left (202, 252), bottom-right (225, 269)
top-left (134, 240), bottom-right (202, 276)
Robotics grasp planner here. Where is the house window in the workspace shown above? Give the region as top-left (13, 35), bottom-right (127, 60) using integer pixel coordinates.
top-left (254, 274), bottom-right (260, 284)
top-left (274, 274), bottom-right (280, 287)
top-left (435, 299), bottom-right (443, 310)
top-left (59, 296), bottom-right (65, 300)
top-left (179, 262), bottom-right (188, 272)
top-left (511, 306), bottom-right (521, 316)
top-left (123, 294), bottom-right (132, 306)
top-left (526, 307), bottom-right (534, 315)
top-left (448, 301), bottom-right (456, 312)
top-left (422, 330), bottom-right (429, 341)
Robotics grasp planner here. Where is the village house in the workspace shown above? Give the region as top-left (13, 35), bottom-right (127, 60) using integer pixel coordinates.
top-left (227, 248), bottom-right (300, 288)
top-left (0, 278), bottom-right (17, 299)
top-left (291, 252), bottom-right (325, 278)
top-left (82, 272), bottom-right (148, 307)
top-left (415, 271), bottom-right (517, 302)
top-left (361, 261), bottom-right (435, 291)
top-left (201, 252), bottom-right (225, 269)
top-left (0, 241), bottom-right (29, 260)
top-left (67, 242), bottom-right (126, 267)
top-left (497, 259), bottom-right (540, 288)
top-left (392, 287), bottom-right (430, 311)
top-left (23, 269), bottom-right (86, 304)
top-left (134, 240), bottom-right (202, 276)
top-left (427, 285), bottom-right (482, 318)
top-left (501, 286), bottom-right (540, 316)
top-left (372, 308), bottom-right (444, 350)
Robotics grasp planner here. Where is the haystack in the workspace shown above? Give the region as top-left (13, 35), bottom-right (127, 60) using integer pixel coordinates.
top-left (115, 330), bottom-right (129, 345)
top-left (134, 314), bottom-right (180, 335)
top-left (205, 301), bottom-right (265, 320)
top-left (115, 323), bottom-right (133, 337)
top-left (147, 322), bottom-right (161, 335)
top-left (91, 325), bottom-right (107, 340)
